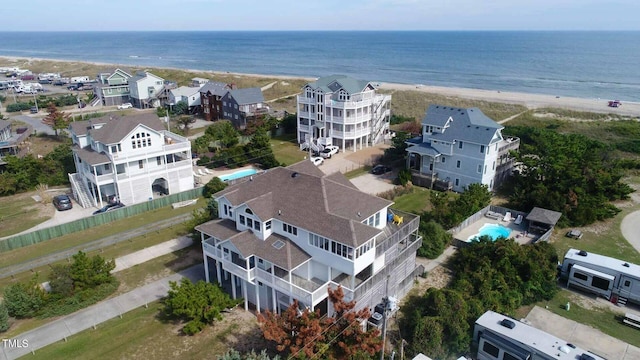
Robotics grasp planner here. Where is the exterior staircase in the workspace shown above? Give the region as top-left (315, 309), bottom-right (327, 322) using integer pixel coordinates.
top-left (68, 173), bottom-right (93, 208)
top-left (617, 296), bottom-right (628, 307)
top-left (90, 97), bottom-right (101, 107)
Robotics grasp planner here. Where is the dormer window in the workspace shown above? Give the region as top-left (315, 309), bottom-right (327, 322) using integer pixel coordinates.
top-left (305, 87), bottom-right (312, 98)
top-left (131, 132), bottom-right (151, 149)
top-left (338, 90), bottom-right (350, 101)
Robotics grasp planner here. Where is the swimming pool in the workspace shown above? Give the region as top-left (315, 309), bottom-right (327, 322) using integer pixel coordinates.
top-left (218, 168), bottom-right (258, 182)
top-left (467, 223), bottom-right (512, 242)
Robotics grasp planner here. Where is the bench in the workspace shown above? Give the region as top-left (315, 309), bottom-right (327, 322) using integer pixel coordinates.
top-left (485, 211), bottom-right (502, 220)
top-left (623, 313), bottom-right (640, 329)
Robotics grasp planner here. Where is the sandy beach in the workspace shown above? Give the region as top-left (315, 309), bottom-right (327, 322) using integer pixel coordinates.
top-left (2, 55), bottom-right (640, 117)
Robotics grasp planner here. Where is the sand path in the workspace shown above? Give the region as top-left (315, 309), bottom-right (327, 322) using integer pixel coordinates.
top-left (621, 210), bottom-right (640, 253)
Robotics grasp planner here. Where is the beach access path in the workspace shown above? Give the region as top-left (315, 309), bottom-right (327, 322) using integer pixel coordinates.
top-left (1, 250), bottom-right (202, 360)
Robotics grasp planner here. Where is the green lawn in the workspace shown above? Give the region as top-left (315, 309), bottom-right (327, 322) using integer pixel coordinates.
top-left (0, 195), bottom-right (51, 238)
top-left (0, 198), bottom-right (205, 269)
top-left (391, 187), bottom-right (433, 214)
top-left (28, 301), bottom-right (264, 360)
top-left (270, 134), bottom-right (306, 166)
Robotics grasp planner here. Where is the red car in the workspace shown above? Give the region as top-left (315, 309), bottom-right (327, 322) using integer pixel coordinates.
top-left (608, 100), bottom-right (621, 108)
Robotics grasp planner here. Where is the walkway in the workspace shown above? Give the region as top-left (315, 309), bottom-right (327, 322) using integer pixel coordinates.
top-left (621, 210), bottom-right (640, 253)
top-left (0, 265), bottom-right (204, 360)
top-left (112, 236), bottom-right (193, 272)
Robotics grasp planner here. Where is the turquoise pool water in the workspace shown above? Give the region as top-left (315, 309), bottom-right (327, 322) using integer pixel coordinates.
top-left (218, 168), bottom-right (258, 182)
top-left (468, 223), bottom-right (512, 242)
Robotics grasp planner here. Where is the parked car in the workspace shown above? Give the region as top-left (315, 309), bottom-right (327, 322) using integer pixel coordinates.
top-left (92, 202), bottom-right (125, 215)
top-left (117, 102), bottom-right (133, 109)
top-left (52, 194), bottom-right (73, 211)
top-left (371, 164), bottom-right (392, 175)
top-left (319, 145), bottom-right (339, 159)
top-left (30, 106), bottom-right (38, 114)
top-left (310, 156), bottom-right (324, 166)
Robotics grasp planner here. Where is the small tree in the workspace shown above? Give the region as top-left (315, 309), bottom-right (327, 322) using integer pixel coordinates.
top-left (48, 264), bottom-right (74, 297)
top-left (173, 100), bottom-right (189, 116)
top-left (69, 251), bottom-right (115, 291)
top-left (3, 275), bottom-right (45, 318)
top-left (41, 103), bottom-right (71, 136)
top-left (176, 115), bottom-right (194, 135)
top-left (203, 177), bottom-right (228, 198)
top-left (205, 121), bottom-right (240, 149)
top-left (0, 301), bottom-right (10, 332)
top-left (163, 278), bottom-right (240, 335)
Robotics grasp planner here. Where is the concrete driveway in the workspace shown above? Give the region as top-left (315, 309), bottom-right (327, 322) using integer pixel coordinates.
top-left (349, 173), bottom-right (397, 196)
top-left (525, 306), bottom-right (640, 360)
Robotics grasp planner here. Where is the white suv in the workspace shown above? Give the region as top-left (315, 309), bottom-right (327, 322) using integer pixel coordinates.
top-left (117, 102), bottom-right (133, 109)
top-left (319, 145), bottom-right (339, 159)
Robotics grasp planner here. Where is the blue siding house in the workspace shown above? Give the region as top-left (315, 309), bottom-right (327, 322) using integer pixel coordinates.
top-left (405, 105), bottom-right (519, 192)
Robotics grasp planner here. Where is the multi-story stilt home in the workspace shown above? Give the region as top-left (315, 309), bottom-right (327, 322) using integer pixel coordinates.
top-left (406, 105), bottom-right (520, 192)
top-left (68, 113), bottom-right (194, 208)
top-left (197, 161), bottom-right (422, 316)
top-left (297, 75), bottom-right (391, 153)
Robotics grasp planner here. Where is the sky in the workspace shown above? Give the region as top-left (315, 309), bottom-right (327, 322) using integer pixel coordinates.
top-left (2, 0), bottom-right (639, 31)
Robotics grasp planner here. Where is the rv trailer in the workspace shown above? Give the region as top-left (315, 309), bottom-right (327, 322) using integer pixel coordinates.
top-left (560, 248), bottom-right (640, 306)
top-left (474, 311), bottom-right (605, 360)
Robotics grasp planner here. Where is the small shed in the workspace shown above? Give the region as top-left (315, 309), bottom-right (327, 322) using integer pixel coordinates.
top-left (526, 207), bottom-right (562, 234)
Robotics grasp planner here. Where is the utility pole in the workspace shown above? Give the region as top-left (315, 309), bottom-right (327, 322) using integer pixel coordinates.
top-left (380, 275), bottom-right (390, 360)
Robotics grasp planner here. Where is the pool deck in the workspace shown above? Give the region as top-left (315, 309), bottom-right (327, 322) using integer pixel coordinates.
top-left (454, 216), bottom-right (537, 245)
top-left (191, 164), bottom-right (259, 186)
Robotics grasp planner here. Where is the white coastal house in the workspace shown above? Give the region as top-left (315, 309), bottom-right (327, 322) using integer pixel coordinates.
top-left (68, 113), bottom-right (194, 208)
top-left (129, 71), bottom-right (165, 109)
top-left (196, 161), bottom-right (422, 316)
top-left (405, 105), bottom-right (520, 192)
top-left (297, 75), bottom-right (391, 153)
top-left (169, 86), bottom-right (203, 109)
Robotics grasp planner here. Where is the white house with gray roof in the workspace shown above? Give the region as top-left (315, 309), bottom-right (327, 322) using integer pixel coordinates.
top-left (129, 71), bottom-right (165, 109)
top-left (297, 75), bottom-right (391, 153)
top-left (406, 105), bottom-right (520, 192)
top-left (68, 113), bottom-right (194, 208)
top-left (196, 161), bottom-right (422, 316)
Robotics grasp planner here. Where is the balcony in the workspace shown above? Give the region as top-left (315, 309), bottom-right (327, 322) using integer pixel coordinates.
top-left (255, 267), bottom-right (329, 306)
top-left (375, 209), bottom-right (420, 257)
top-left (498, 137), bottom-right (520, 154)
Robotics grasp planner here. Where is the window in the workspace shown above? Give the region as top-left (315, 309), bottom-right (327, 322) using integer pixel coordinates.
top-left (283, 223), bottom-right (297, 236)
top-left (458, 141), bottom-right (463, 149)
top-left (441, 157), bottom-right (446, 163)
top-left (504, 352), bottom-right (520, 360)
top-left (573, 272), bottom-right (588, 281)
top-left (157, 156), bottom-right (162, 165)
top-left (477, 164), bottom-right (482, 173)
top-left (138, 160), bottom-right (144, 169)
top-left (484, 165), bottom-right (487, 174)
top-left (223, 204), bottom-right (228, 216)
top-left (625, 280), bottom-right (631, 287)
top-left (111, 145), bottom-right (118, 153)
top-left (492, 161), bottom-right (495, 170)
top-left (254, 221), bottom-right (260, 231)
top-left (455, 178), bottom-right (460, 186)
top-left (239, 215), bottom-right (245, 225)
top-left (480, 145), bottom-right (485, 153)
top-left (592, 276), bottom-right (611, 291)
top-left (104, 164), bottom-right (110, 171)
top-left (482, 341), bottom-right (500, 358)
top-left (245, 208), bottom-right (253, 215)
top-left (456, 160), bottom-right (461, 168)
top-left (375, 212), bottom-right (380, 227)
top-left (247, 218), bottom-right (253, 229)
top-left (265, 221), bottom-right (271, 230)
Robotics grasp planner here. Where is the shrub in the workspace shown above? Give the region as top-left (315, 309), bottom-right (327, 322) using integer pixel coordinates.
top-left (397, 168), bottom-right (412, 186)
top-left (3, 276), bottom-right (45, 318)
top-left (0, 301), bottom-right (9, 332)
top-left (38, 280), bottom-right (119, 318)
top-left (6, 102), bottom-right (32, 112)
top-left (417, 220), bottom-right (451, 259)
top-left (203, 177), bottom-right (228, 198)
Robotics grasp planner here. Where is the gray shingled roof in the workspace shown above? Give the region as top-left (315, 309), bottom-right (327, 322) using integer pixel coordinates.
top-left (228, 87), bottom-right (264, 105)
top-left (215, 162), bottom-right (391, 247)
top-left (199, 81), bottom-right (231, 96)
top-left (69, 113), bottom-right (165, 145)
top-left (406, 143), bottom-right (441, 157)
top-left (195, 218), bottom-right (240, 240)
top-left (73, 145), bottom-right (111, 165)
top-left (229, 232), bottom-right (311, 271)
top-left (306, 75), bottom-right (371, 95)
top-left (0, 120), bottom-right (11, 131)
top-left (526, 207), bottom-right (562, 226)
top-left (422, 105), bottom-right (503, 145)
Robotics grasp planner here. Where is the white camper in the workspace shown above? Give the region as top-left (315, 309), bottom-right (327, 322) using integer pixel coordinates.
top-left (560, 248), bottom-right (640, 306)
top-left (71, 76), bottom-right (91, 83)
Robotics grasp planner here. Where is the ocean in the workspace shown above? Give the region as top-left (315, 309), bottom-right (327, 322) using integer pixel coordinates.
top-left (0, 31), bottom-right (639, 101)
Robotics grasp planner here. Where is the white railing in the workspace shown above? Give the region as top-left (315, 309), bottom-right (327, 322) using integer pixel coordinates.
top-left (111, 142), bottom-right (190, 162)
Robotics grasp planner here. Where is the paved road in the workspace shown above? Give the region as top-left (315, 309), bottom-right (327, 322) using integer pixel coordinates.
top-left (8, 114), bottom-right (53, 135)
top-left (621, 210), bottom-right (640, 253)
top-left (0, 264), bottom-right (204, 360)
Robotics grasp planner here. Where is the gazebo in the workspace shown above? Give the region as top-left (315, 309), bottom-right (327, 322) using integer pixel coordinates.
top-left (525, 207), bottom-right (562, 234)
